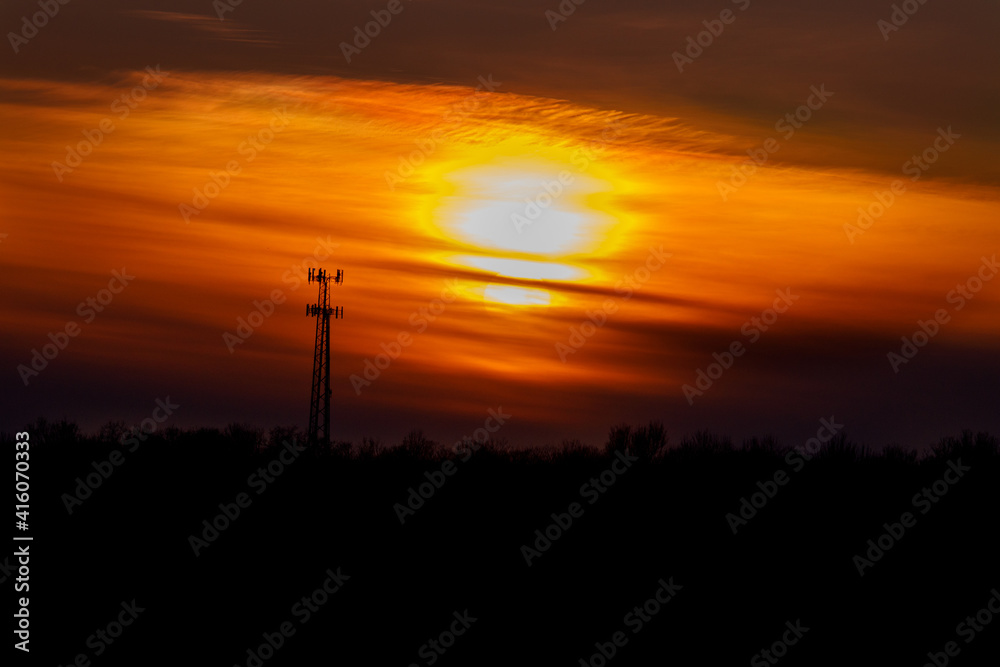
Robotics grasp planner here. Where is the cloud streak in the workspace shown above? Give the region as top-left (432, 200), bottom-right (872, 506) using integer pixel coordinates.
top-left (1, 69), bottom-right (998, 446)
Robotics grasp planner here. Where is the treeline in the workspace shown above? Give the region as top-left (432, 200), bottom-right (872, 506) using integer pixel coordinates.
top-left (18, 417), bottom-right (1000, 665)
top-left (10, 416), bottom-right (999, 467)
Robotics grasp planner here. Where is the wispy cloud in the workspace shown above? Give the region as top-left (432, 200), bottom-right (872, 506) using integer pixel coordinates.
top-left (123, 10), bottom-right (278, 45)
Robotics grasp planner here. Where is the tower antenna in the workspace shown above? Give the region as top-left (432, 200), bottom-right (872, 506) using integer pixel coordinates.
top-left (306, 266), bottom-right (343, 449)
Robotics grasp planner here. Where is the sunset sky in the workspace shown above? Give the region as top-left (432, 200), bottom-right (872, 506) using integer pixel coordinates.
top-left (2, 0), bottom-right (998, 448)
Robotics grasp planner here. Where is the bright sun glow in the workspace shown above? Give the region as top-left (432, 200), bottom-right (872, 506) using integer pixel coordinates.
top-left (421, 145), bottom-right (630, 307)
top-left (438, 158), bottom-right (614, 257)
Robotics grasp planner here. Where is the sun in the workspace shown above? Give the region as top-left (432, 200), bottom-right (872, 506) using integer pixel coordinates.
top-left (418, 140), bottom-right (631, 306)
top-left (442, 160), bottom-right (609, 256)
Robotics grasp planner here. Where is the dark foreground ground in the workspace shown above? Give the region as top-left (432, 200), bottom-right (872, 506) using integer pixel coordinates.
top-left (11, 422), bottom-right (1000, 666)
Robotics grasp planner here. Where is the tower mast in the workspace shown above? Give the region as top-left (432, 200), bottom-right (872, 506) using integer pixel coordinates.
top-left (306, 267), bottom-right (343, 448)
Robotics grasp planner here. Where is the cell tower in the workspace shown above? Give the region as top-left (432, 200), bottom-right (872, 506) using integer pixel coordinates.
top-left (306, 267), bottom-right (343, 448)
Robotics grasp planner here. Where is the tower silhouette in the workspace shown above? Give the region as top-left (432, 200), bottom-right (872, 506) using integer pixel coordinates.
top-left (306, 267), bottom-right (343, 448)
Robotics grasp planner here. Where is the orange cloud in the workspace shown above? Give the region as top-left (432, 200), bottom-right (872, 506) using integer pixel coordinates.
top-left (2, 71), bottom-right (998, 442)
